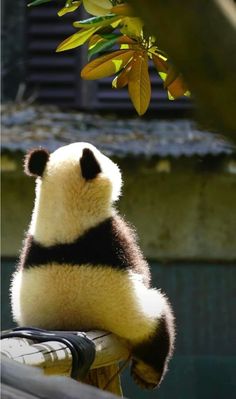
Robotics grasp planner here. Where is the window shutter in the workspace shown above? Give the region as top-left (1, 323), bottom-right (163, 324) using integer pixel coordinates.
top-left (27, 3), bottom-right (82, 107)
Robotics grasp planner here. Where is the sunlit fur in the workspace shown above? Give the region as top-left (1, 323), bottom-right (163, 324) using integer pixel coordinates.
top-left (11, 142), bottom-right (174, 389)
top-left (12, 265), bottom-right (168, 342)
top-left (29, 142), bottom-right (122, 246)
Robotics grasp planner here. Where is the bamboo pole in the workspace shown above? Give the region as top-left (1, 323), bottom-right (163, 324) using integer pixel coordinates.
top-left (1, 330), bottom-right (130, 396)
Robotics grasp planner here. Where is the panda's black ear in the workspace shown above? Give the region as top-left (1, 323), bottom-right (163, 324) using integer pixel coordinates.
top-left (80, 148), bottom-right (101, 180)
top-left (24, 148), bottom-right (49, 177)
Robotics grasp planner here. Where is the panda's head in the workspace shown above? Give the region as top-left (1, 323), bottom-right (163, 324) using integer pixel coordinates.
top-left (24, 143), bottom-right (122, 244)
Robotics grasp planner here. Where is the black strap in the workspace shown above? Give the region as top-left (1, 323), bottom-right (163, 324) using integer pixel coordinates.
top-left (1, 327), bottom-right (96, 379)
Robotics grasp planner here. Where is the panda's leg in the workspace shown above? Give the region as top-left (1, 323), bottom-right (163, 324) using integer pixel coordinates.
top-left (106, 278), bottom-right (175, 390)
top-left (130, 311), bottom-right (174, 389)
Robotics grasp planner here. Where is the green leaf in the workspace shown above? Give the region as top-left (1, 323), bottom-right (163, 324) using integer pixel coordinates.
top-left (158, 72), bottom-right (167, 81)
top-left (100, 33), bottom-right (121, 40)
top-left (73, 14), bottom-right (118, 28)
top-left (56, 26), bottom-right (99, 52)
top-left (28, 0), bottom-right (52, 7)
top-left (83, 0), bottom-right (112, 16)
top-left (88, 37), bottom-right (118, 60)
top-left (120, 17), bottom-right (143, 38)
top-left (58, 1), bottom-right (81, 17)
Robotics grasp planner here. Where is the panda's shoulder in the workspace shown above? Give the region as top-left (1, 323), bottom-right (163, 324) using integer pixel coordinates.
top-left (110, 214), bottom-right (139, 245)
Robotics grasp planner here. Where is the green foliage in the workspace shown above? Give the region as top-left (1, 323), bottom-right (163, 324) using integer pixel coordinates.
top-left (28, 0), bottom-right (190, 115)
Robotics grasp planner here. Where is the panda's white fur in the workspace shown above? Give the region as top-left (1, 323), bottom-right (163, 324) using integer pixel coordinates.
top-left (12, 265), bottom-right (166, 341)
top-left (11, 142), bottom-right (175, 390)
top-left (29, 142), bottom-right (122, 246)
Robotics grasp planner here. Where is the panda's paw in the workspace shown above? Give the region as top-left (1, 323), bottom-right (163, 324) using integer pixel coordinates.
top-left (130, 359), bottom-right (162, 390)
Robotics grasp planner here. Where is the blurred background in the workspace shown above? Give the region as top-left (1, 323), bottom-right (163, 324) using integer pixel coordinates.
top-left (1, 2), bottom-right (236, 398)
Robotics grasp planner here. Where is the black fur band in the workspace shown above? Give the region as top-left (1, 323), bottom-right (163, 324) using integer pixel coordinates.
top-left (20, 216), bottom-right (150, 286)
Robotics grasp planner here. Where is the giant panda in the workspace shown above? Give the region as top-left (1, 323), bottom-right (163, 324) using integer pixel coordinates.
top-left (11, 142), bottom-right (175, 389)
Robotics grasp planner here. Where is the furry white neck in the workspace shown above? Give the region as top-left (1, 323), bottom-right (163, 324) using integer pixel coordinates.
top-left (29, 179), bottom-right (114, 246)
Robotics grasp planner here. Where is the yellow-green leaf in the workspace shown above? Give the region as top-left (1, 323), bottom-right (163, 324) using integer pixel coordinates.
top-left (56, 26), bottom-right (99, 52)
top-left (88, 33), bottom-right (120, 52)
top-left (112, 61), bottom-right (133, 89)
top-left (128, 52), bottom-right (151, 115)
top-left (58, 1), bottom-right (81, 17)
top-left (120, 17), bottom-right (143, 39)
top-left (83, 0), bottom-right (112, 16)
top-left (81, 50), bottom-right (135, 80)
top-left (159, 72), bottom-right (167, 82)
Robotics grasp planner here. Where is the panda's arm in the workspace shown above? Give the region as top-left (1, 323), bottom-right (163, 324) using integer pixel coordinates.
top-left (110, 215), bottom-right (151, 286)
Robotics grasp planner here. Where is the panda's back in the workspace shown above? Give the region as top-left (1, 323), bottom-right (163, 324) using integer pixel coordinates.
top-left (12, 262), bottom-right (141, 331)
top-left (21, 216), bottom-right (149, 277)
top-left (11, 216), bottom-right (151, 335)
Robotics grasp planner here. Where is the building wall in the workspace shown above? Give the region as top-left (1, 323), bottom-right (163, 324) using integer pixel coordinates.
top-left (2, 152), bottom-right (236, 261)
top-left (118, 157), bottom-right (236, 261)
